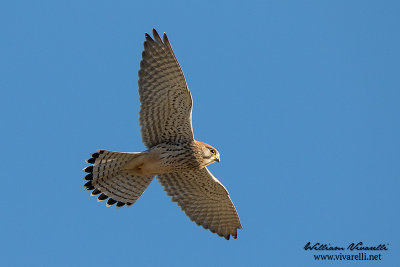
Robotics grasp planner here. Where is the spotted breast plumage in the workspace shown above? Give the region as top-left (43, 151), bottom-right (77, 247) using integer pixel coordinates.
top-left (83, 29), bottom-right (242, 240)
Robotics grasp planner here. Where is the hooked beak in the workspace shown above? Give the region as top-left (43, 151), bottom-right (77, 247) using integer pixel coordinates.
top-left (215, 155), bottom-right (220, 163)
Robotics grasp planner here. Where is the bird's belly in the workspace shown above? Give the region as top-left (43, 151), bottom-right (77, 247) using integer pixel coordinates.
top-left (122, 143), bottom-right (200, 176)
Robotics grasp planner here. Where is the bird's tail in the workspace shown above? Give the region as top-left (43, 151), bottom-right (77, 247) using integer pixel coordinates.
top-left (83, 150), bottom-right (155, 208)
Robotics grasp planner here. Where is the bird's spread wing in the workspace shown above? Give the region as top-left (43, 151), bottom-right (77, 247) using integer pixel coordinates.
top-left (157, 168), bottom-right (242, 239)
top-left (138, 29), bottom-right (194, 148)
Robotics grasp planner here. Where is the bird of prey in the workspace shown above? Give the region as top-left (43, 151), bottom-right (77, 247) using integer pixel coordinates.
top-left (83, 29), bottom-right (242, 240)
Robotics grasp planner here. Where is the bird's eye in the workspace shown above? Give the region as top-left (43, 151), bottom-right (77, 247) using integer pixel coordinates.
top-left (210, 149), bottom-right (216, 155)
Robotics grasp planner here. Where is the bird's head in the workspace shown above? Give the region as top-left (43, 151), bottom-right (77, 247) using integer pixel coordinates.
top-left (196, 141), bottom-right (220, 166)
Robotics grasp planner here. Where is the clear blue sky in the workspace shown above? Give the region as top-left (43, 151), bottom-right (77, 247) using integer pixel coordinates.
top-left (1, 1), bottom-right (399, 266)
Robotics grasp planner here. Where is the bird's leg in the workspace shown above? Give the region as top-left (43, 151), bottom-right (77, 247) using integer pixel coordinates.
top-left (121, 151), bottom-right (160, 176)
top-left (121, 153), bottom-right (148, 175)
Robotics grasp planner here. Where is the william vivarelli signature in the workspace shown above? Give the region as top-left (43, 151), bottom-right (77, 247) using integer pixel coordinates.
top-left (304, 242), bottom-right (388, 251)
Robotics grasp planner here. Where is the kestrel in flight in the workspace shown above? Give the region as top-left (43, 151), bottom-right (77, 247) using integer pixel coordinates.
top-left (83, 29), bottom-right (242, 240)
